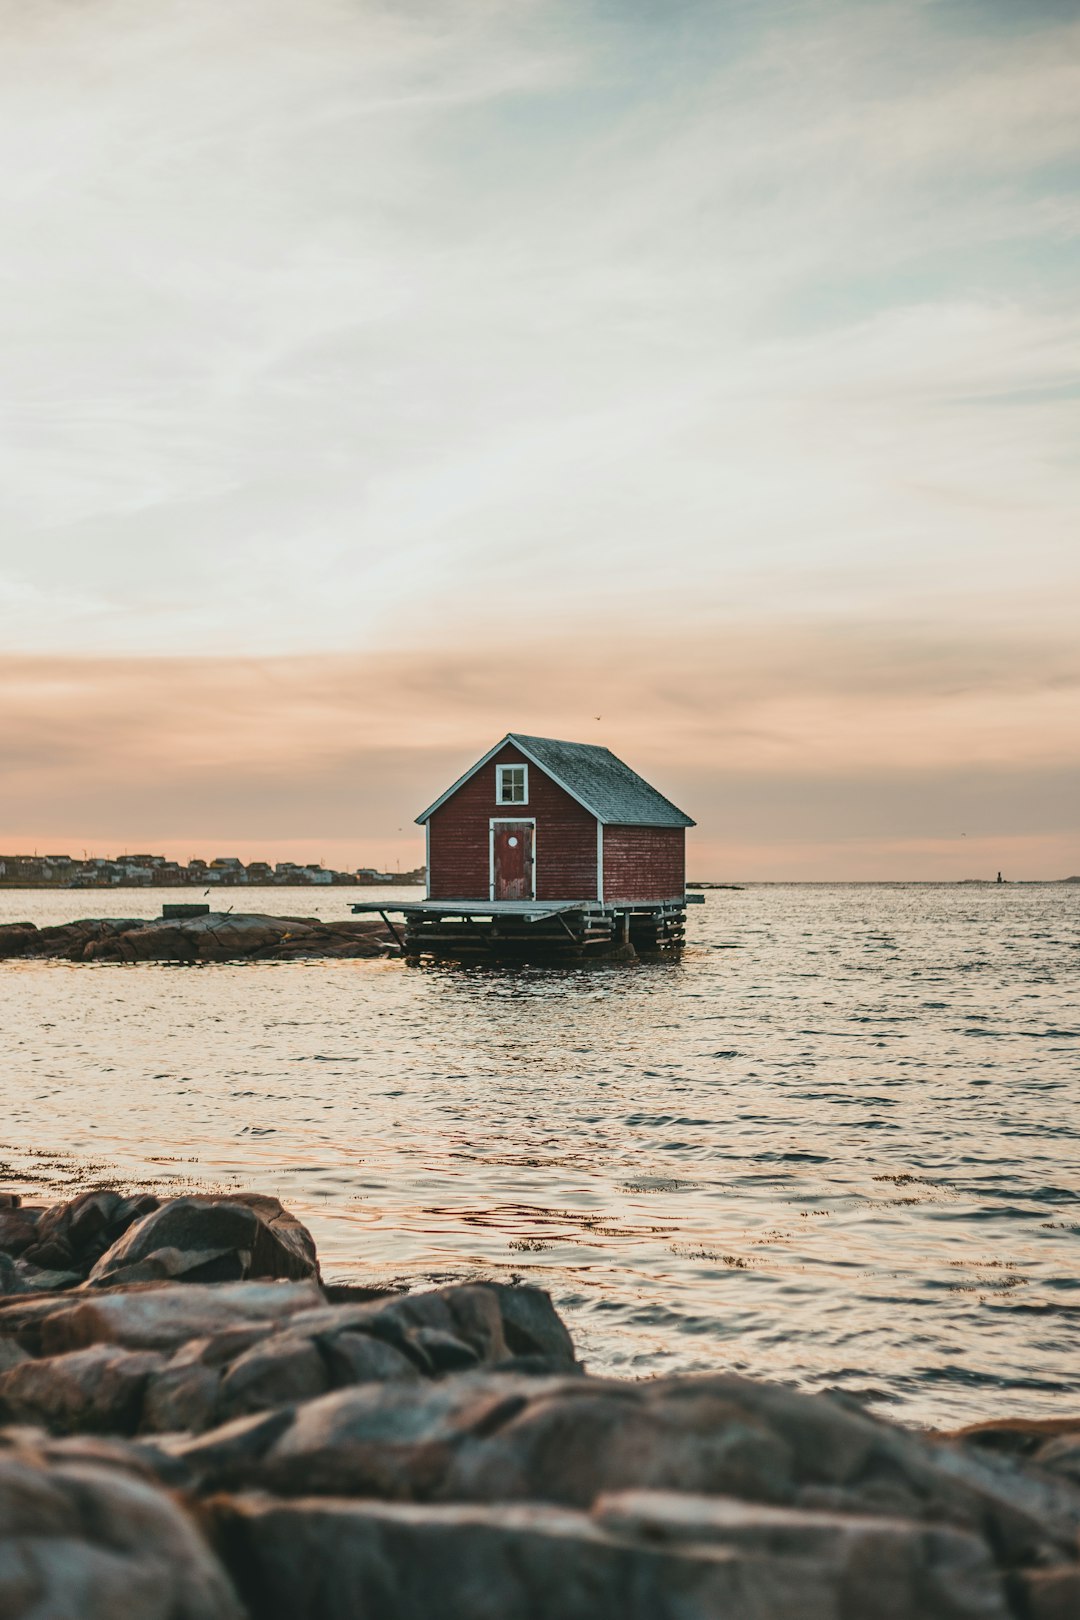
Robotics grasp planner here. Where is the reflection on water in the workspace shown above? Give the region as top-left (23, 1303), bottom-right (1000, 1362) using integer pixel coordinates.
top-left (2, 883), bottom-right (1078, 1427)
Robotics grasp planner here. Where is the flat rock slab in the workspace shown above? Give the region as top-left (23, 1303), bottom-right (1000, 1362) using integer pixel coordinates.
top-left (208, 1489), bottom-right (1009, 1620)
top-left (171, 1366), bottom-right (1080, 1572)
top-left (592, 1490), bottom-right (1010, 1615)
top-left (21, 1279), bottom-right (324, 1354)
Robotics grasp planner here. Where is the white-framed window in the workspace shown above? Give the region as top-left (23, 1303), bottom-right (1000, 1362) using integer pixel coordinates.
top-left (496, 763), bottom-right (528, 805)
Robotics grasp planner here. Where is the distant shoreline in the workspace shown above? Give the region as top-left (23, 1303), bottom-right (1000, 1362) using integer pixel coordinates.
top-left (0, 880), bottom-right (427, 891)
top-left (0, 877), bottom-right (1075, 890)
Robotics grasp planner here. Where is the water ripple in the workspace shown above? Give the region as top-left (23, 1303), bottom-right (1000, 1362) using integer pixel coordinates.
top-left (1, 880), bottom-right (1077, 1427)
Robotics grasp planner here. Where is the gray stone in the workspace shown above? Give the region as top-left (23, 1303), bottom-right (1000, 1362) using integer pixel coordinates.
top-left (443, 1373), bottom-right (794, 1509)
top-left (485, 1282), bottom-right (577, 1365)
top-left (915, 1431), bottom-right (1080, 1565)
top-left (0, 1345), bottom-right (164, 1434)
top-left (88, 1193), bottom-right (319, 1287)
top-left (218, 1332), bottom-right (329, 1418)
top-left (0, 1339), bottom-right (29, 1374)
top-left (3, 1428), bottom-right (195, 1490)
top-left (0, 1445), bottom-right (242, 1618)
top-left (0, 922), bottom-right (38, 957)
top-left (360, 1282), bottom-right (573, 1370)
top-left (443, 1284), bottom-right (511, 1361)
top-left (408, 1326), bottom-right (481, 1373)
top-left (19, 1190), bottom-right (159, 1280)
top-left (207, 1487), bottom-right (1011, 1620)
top-left (207, 1493), bottom-right (807, 1620)
top-left (167, 1406), bottom-right (298, 1486)
top-left (0, 1208), bottom-right (40, 1258)
top-left (592, 1490), bottom-right (1010, 1618)
top-left (0, 1252), bottom-right (27, 1296)
top-left (113, 924), bottom-right (199, 962)
top-left (320, 1330), bottom-right (420, 1390)
top-left (88, 1246), bottom-right (250, 1288)
top-left (298, 1282), bottom-right (568, 1378)
top-left (14, 1261), bottom-right (83, 1293)
top-left (142, 1359), bottom-right (222, 1436)
top-left (1016, 1566), bottom-right (1080, 1620)
top-left (173, 1365), bottom-right (1080, 1577)
top-left (946, 1416), bottom-right (1080, 1461)
top-left (37, 1278), bottom-right (324, 1353)
top-left (0, 1255), bottom-right (77, 1300)
top-left (251, 1375), bottom-right (540, 1498)
top-left (1034, 1435), bottom-right (1080, 1486)
top-left (442, 1367), bottom-right (1080, 1569)
top-left (0, 1293), bottom-right (84, 1356)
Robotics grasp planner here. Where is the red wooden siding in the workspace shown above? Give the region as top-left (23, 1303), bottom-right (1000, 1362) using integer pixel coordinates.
top-left (601, 826), bottom-right (684, 902)
top-left (428, 744), bottom-right (598, 901)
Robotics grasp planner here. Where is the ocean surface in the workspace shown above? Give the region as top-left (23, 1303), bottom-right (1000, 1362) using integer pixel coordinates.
top-left (2, 882), bottom-right (1077, 1429)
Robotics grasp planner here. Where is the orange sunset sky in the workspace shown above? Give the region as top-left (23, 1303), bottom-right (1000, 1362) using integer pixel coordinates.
top-left (1, 0), bottom-right (1078, 879)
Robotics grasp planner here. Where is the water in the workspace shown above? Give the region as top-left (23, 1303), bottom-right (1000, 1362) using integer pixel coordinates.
top-left (2, 882), bottom-right (1078, 1429)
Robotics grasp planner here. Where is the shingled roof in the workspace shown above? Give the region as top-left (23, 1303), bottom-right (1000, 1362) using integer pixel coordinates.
top-left (416, 733), bottom-right (695, 827)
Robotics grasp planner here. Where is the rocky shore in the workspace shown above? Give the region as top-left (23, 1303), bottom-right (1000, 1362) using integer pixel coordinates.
top-left (0, 912), bottom-right (395, 964)
top-left (1, 1188), bottom-right (1078, 1618)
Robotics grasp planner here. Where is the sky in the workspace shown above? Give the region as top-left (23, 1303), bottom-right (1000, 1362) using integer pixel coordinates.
top-left (1, 0), bottom-right (1078, 878)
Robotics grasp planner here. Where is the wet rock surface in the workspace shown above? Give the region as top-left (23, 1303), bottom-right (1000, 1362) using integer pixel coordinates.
top-left (1, 1189), bottom-right (1078, 1618)
top-left (87, 1193), bottom-right (320, 1288)
top-left (0, 1433), bottom-right (243, 1619)
top-left (0, 912), bottom-right (394, 963)
top-left (206, 1489), bottom-right (1014, 1620)
top-left (0, 1190), bottom-right (321, 1298)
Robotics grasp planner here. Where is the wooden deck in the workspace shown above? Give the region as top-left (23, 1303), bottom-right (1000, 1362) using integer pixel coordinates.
top-left (349, 899), bottom-right (590, 920)
top-left (350, 896), bottom-right (699, 961)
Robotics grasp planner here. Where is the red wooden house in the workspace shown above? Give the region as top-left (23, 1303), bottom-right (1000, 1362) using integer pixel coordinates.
top-left (416, 733), bottom-right (694, 905)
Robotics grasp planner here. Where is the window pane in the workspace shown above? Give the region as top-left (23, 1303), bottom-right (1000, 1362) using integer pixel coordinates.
top-left (498, 766), bottom-right (525, 803)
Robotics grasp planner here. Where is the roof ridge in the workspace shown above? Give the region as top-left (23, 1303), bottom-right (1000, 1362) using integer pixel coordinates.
top-left (415, 734), bottom-right (694, 827)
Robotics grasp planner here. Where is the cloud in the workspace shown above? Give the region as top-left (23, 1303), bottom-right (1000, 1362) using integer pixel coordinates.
top-left (0, 1), bottom-right (1076, 878)
top-left (1, 623), bottom-right (1076, 876)
top-left (0, 0), bottom-right (1076, 660)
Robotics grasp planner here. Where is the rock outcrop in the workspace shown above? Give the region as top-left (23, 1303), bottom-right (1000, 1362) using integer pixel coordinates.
top-left (87, 1193), bottom-right (320, 1287)
top-left (2, 1187), bottom-right (1079, 1619)
top-left (0, 913), bottom-right (394, 963)
top-left (2, 1191), bottom-right (321, 1295)
top-left (208, 1490), bottom-right (1012, 1620)
top-left (0, 1436), bottom-right (243, 1619)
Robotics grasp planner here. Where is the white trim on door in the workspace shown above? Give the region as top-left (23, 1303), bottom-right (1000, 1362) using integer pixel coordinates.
top-left (489, 816), bottom-right (537, 902)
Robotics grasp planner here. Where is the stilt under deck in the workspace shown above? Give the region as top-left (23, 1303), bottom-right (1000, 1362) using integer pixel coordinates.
top-left (349, 897), bottom-right (701, 962)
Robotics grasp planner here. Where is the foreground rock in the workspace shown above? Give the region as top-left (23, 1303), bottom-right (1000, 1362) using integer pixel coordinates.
top-left (209, 1490), bottom-right (1010, 1620)
top-left (0, 912), bottom-right (394, 963)
top-left (2, 1188), bottom-right (1080, 1618)
top-left (167, 1366), bottom-right (1080, 1576)
top-left (0, 1435), bottom-right (242, 1619)
top-left (947, 1415), bottom-right (1080, 1488)
top-left (0, 1278), bottom-right (576, 1438)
